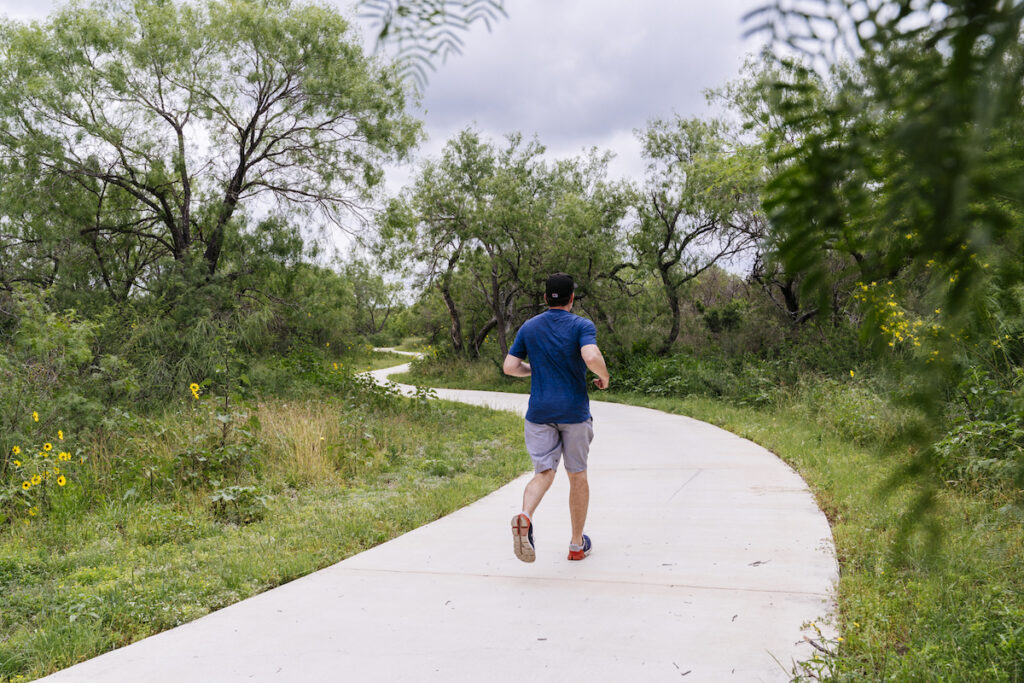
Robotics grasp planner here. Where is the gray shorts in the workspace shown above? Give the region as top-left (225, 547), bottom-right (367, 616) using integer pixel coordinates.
top-left (524, 419), bottom-right (594, 473)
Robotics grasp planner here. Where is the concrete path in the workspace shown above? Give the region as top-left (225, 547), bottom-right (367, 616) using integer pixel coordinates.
top-left (41, 358), bottom-right (837, 683)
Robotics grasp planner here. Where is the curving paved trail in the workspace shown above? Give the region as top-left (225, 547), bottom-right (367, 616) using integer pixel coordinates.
top-left (41, 355), bottom-right (837, 683)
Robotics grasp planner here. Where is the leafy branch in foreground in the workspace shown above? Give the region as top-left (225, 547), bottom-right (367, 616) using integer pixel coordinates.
top-left (359, 0), bottom-right (507, 87)
top-left (747, 1), bottom-right (1024, 519)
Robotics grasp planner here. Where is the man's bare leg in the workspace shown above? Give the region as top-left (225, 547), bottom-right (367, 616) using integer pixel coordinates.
top-left (522, 469), bottom-right (556, 518)
top-left (567, 470), bottom-right (589, 546)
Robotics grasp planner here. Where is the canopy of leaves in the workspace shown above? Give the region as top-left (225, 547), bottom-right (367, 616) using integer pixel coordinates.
top-left (0, 0), bottom-right (421, 300)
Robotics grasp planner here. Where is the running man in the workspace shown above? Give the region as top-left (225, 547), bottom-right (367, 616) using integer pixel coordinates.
top-left (503, 272), bottom-right (610, 562)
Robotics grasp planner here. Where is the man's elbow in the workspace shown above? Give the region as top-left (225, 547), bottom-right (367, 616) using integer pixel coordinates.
top-left (580, 345), bottom-right (601, 364)
top-left (502, 355), bottom-right (520, 376)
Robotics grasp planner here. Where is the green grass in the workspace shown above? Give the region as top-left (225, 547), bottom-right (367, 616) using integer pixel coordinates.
top-left (393, 337), bottom-right (430, 353)
top-left (399, 360), bottom-right (1024, 680)
top-left (392, 355), bottom-right (529, 393)
top-left (0, 394), bottom-right (527, 681)
top-left (349, 349), bottom-right (413, 372)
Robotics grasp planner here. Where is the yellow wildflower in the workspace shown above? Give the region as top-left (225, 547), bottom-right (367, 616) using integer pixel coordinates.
top-left (57, 476), bottom-right (66, 487)
top-left (59, 452), bottom-right (70, 461)
top-left (21, 481), bottom-right (30, 490)
top-left (13, 460), bottom-right (21, 467)
top-left (58, 430), bottom-right (64, 441)
top-left (11, 445), bottom-right (20, 455)
top-left (29, 507), bottom-right (37, 516)
top-left (31, 474), bottom-right (41, 485)
top-left (849, 370), bottom-right (855, 378)
top-left (43, 443), bottom-right (52, 452)
top-left (32, 411), bottom-right (39, 422)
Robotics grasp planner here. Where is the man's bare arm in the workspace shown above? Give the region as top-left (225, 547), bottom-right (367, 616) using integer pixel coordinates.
top-left (503, 354), bottom-right (532, 377)
top-left (580, 344), bottom-right (610, 389)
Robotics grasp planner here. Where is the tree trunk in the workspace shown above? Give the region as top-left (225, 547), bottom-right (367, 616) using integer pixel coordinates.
top-left (439, 282), bottom-right (463, 354)
top-left (471, 317), bottom-right (498, 358)
top-left (658, 267), bottom-right (681, 355)
top-left (490, 263), bottom-right (509, 357)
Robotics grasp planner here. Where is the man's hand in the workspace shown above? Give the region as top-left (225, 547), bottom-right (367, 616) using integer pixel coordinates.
top-left (581, 344), bottom-right (610, 390)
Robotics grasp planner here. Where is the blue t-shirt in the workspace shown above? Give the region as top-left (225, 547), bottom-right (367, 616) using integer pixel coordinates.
top-left (508, 309), bottom-right (598, 424)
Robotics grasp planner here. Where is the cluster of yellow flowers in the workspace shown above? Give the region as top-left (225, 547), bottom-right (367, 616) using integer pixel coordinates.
top-left (850, 279), bottom-right (1017, 364)
top-left (9, 414), bottom-right (77, 520)
top-left (189, 382), bottom-right (201, 400)
top-left (852, 281), bottom-right (928, 349)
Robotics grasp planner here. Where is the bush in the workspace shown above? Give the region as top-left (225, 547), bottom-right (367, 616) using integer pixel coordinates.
top-left (791, 377), bottom-right (919, 448)
top-left (936, 368), bottom-right (1024, 491)
top-left (614, 353), bottom-right (794, 407)
top-left (208, 485), bottom-right (272, 525)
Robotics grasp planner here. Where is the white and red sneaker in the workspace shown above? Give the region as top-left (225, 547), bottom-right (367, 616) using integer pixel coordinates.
top-left (511, 514), bottom-right (535, 563)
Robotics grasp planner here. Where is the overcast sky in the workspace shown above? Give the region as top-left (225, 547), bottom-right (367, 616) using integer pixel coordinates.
top-left (0, 0), bottom-right (766, 188)
top-left (389, 0), bottom-right (767, 183)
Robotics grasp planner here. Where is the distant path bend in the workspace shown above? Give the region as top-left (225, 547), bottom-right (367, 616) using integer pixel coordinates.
top-left (43, 353), bottom-right (838, 683)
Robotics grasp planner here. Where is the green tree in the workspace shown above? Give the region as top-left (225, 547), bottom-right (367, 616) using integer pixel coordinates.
top-left (380, 128), bottom-right (631, 358)
top-left (0, 0), bottom-right (421, 297)
top-left (630, 116), bottom-right (762, 353)
top-left (341, 258), bottom-right (403, 337)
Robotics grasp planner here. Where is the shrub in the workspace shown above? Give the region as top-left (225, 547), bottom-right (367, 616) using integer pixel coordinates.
top-left (208, 485), bottom-right (272, 525)
top-left (936, 368), bottom-right (1024, 491)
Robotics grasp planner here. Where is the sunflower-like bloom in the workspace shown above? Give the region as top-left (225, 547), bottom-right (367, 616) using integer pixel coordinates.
top-left (43, 443), bottom-right (52, 452)
top-left (57, 476), bottom-right (67, 487)
top-left (21, 481), bottom-right (30, 490)
top-left (11, 445), bottom-right (20, 455)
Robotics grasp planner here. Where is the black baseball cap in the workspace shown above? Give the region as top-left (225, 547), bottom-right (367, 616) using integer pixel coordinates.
top-left (545, 273), bottom-right (575, 304)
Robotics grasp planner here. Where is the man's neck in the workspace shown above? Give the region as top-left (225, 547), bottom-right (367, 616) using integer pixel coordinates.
top-left (548, 305), bottom-right (572, 312)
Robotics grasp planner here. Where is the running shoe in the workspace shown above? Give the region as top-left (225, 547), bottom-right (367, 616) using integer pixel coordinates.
top-left (511, 513), bottom-right (535, 563)
top-left (567, 534), bottom-right (592, 561)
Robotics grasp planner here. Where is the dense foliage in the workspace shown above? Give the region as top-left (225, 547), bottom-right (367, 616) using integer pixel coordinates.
top-left (0, 0), bottom-right (420, 527)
